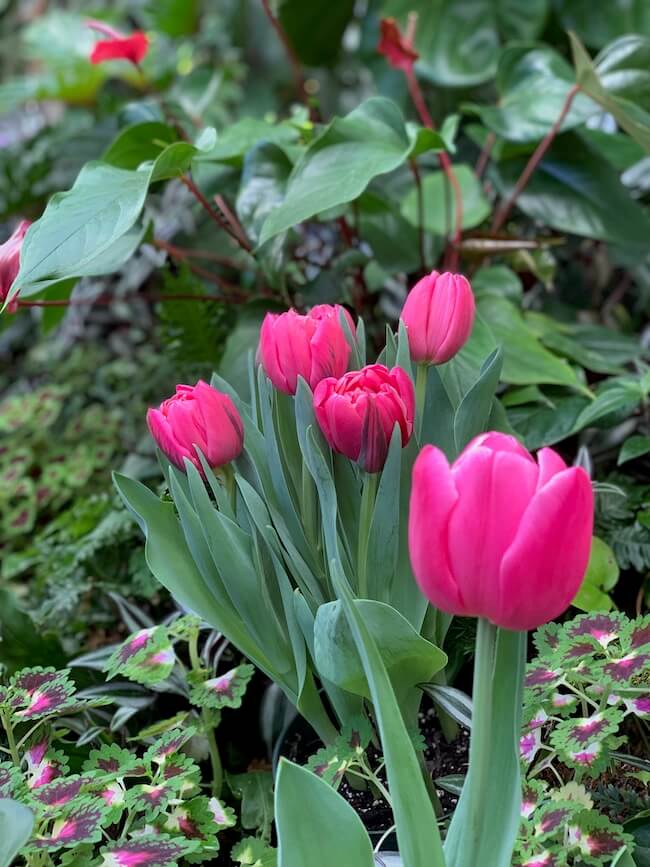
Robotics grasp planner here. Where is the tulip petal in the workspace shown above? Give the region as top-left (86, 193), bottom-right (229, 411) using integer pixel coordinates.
top-left (326, 393), bottom-right (363, 460)
top-left (259, 315), bottom-right (290, 393)
top-left (498, 468), bottom-right (594, 631)
top-left (408, 446), bottom-right (464, 613)
top-left (447, 447), bottom-right (538, 617)
top-left (459, 432), bottom-right (534, 463)
top-left (536, 447), bottom-right (567, 488)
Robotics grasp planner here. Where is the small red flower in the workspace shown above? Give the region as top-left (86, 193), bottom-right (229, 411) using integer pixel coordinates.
top-left (378, 18), bottom-right (419, 73)
top-left (86, 20), bottom-right (149, 67)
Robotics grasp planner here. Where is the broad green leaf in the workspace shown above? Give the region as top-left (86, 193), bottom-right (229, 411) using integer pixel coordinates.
top-left (237, 142), bottom-right (293, 243)
top-left (197, 118), bottom-right (299, 167)
top-left (472, 265), bottom-right (523, 300)
top-left (408, 125), bottom-right (449, 157)
top-left (358, 192), bottom-right (421, 273)
top-left (314, 599), bottom-right (446, 700)
top-left (260, 98), bottom-right (412, 244)
top-left (493, 133), bottom-right (650, 246)
top-left (573, 537), bottom-right (619, 612)
top-left (496, 0), bottom-right (549, 40)
top-left (145, 0), bottom-right (200, 36)
top-left (401, 164), bottom-right (491, 235)
top-left (572, 379), bottom-right (643, 430)
top-left (10, 163), bottom-right (151, 300)
top-left (279, 0), bottom-right (356, 65)
top-left (507, 393), bottom-right (591, 449)
top-left (330, 560), bottom-right (445, 867)
top-left (0, 799), bottom-right (33, 867)
top-left (275, 760), bottom-right (373, 867)
top-left (526, 311), bottom-right (626, 375)
top-left (454, 348), bottom-right (503, 451)
top-left (467, 43), bottom-right (597, 142)
top-left (595, 35), bottom-right (650, 109)
top-left (0, 588), bottom-right (65, 675)
top-left (558, 0), bottom-right (650, 50)
top-left (618, 435), bottom-right (650, 465)
top-left (103, 122), bottom-right (178, 169)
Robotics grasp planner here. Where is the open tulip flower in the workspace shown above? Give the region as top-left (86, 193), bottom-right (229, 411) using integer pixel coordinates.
top-left (0, 220), bottom-right (30, 313)
top-left (259, 304), bottom-right (354, 395)
top-left (147, 381), bottom-right (243, 473)
top-left (314, 363), bottom-right (415, 474)
top-left (409, 432), bottom-right (594, 631)
top-left (86, 20), bottom-right (149, 67)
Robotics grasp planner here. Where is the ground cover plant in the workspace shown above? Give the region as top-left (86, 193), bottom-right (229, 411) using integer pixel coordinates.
top-left (1, 1), bottom-right (650, 865)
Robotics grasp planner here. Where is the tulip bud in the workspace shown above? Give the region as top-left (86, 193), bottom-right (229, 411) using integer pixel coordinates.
top-left (147, 381), bottom-right (243, 473)
top-left (408, 433), bottom-right (594, 631)
top-left (313, 364), bottom-right (415, 474)
top-left (0, 220), bottom-right (30, 313)
top-left (401, 271), bottom-right (475, 364)
top-left (86, 20), bottom-right (149, 66)
top-left (259, 304), bottom-right (355, 395)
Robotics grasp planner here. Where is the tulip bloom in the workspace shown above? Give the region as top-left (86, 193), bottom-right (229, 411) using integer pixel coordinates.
top-left (401, 271), bottom-right (475, 364)
top-left (0, 220), bottom-right (30, 313)
top-left (86, 20), bottom-right (149, 67)
top-left (259, 305), bottom-right (354, 395)
top-left (147, 381), bottom-right (243, 473)
top-left (409, 433), bottom-right (593, 631)
top-left (314, 364), bottom-right (415, 473)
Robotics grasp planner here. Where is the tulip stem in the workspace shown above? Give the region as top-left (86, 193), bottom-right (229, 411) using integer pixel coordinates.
top-left (357, 472), bottom-right (379, 598)
top-left (415, 363), bottom-right (428, 440)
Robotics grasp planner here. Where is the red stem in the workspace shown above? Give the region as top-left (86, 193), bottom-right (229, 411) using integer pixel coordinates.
top-left (181, 176), bottom-right (253, 253)
top-left (409, 158), bottom-right (427, 272)
top-left (475, 132), bottom-right (496, 179)
top-left (213, 195), bottom-right (252, 251)
top-left (260, 0), bottom-right (307, 106)
top-left (153, 238), bottom-right (241, 269)
top-left (491, 85), bottom-right (580, 234)
top-left (405, 69), bottom-right (462, 272)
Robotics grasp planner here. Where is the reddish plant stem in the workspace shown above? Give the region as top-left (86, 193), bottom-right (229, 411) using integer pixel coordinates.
top-left (405, 69), bottom-right (462, 272)
top-left (153, 238), bottom-right (241, 269)
top-left (491, 85), bottom-right (580, 234)
top-left (409, 158), bottom-right (427, 272)
top-left (181, 175), bottom-right (253, 253)
top-left (260, 0), bottom-right (307, 106)
top-left (17, 288), bottom-right (250, 309)
top-left (475, 132), bottom-right (496, 178)
top-left (213, 194), bottom-right (252, 251)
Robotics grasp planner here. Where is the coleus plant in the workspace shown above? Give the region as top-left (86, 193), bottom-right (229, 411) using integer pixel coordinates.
top-left (0, 665), bottom-right (238, 866)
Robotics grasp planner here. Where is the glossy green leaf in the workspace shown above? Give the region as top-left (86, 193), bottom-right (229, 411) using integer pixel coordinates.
top-left (330, 560), bottom-right (445, 867)
top-left (558, 0), bottom-right (650, 50)
top-left (314, 598), bottom-right (446, 700)
top-left (507, 393), bottom-right (591, 449)
top-left (275, 760), bottom-right (373, 867)
top-left (618, 435), bottom-right (650, 465)
top-left (573, 536), bottom-right (619, 612)
top-left (572, 379), bottom-right (643, 429)
top-left (102, 122), bottom-right (178, 170)
top-left (0, 799), bottom-right (33, 867)
top-left (279, 0), bottom-right (355, 65)
top-left (454, 348), bottom-right (503, 451)
top-left (472, 265), bottom-right (523, 300)
top-left (197, 118), bottom-right (299, 167)
top-left (260, 98), bottom-right (412, 244)
top-left (493, 134), bottom-right (650, 249)
top-left (468, 43), bottom-right (597, 142)
top-left (401, 164), bottom-right (491, 235)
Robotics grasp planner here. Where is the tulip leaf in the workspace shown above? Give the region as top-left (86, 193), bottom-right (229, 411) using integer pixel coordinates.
top-left (259, 98), bottom-right (412, 244)
top-left (401, 164), bottom-right (491, 235)
top-left (366, 428), bottom-right (402, 603)
top-left (454, 347), bottom-right (503, 452)
top-left (275, 759), bottom-right (374, 867)
top-left (314, 598), bottom-right (446, 700)
top-left (0, 799), bottom-right (34, 867)
top-left (330, 559), bottom-right (446, 867)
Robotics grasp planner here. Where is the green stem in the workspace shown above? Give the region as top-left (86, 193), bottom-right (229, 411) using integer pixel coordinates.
top-left (188, 628), bottom-right (223, 796)
top-left (357, 471), bottom-right (379, 598)
top-left (415, 363), bottom-right (429, 441)
top-left (1, 708), bottom-right (21, 766)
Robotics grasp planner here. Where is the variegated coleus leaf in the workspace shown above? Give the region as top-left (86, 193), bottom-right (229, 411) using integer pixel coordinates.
top-left (516, 850), bottom-right (566, 867)
top-left (167, 615), bottom-right (202, 640)
top-left (30, 798), bottom-right (106, 850)
top-left (524, 665), bottom-right (563, 694)
top-left (521, 780), bottom-right (548, 820)
top-left (161, 796), bottom-right (227, 863)
top-left (623, 693), bottom-right (650, 717)
top-left (567, 810), bottom-right (634, 865)
top-left (144, 727), bottom-right (197, 769)
top-left (159, 754), bottom-right (201, 800)
top-left (189, 664), bottom-right (254, 710)
top-left (83, 743), bottom-right (145, 778)
top-left (566, 613), bottom-right (626, 649)
top-left (0, 761), bottom-right (20, 798)
top-left (26, 739), bottom-right (68, 789)
top-left (231, 836), bottom-right (277, 866)
top-left (622, 613), bottom-right (650, 653)
top-left (33, 775), bottom-right (94, 809)
top-left (551, 708), bottom-right (626, 775)
top-left (105, 627), bottom-right (176, 686)
top-left (306, 720), bottom-right (373, 788)
top-left (532, 801), bottom-right (582, 842)
top-left (599, 649), bottom-right (650, 685)
top-left (99, 835), bottom-right (198, 867)
top-left (8, 667), bottom-right (77, 720)
top-left (533, 622), bottom-right (562, 659)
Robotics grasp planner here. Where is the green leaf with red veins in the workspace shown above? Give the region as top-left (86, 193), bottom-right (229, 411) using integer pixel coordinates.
top-left (567, 811), bottom-right (634, 865)
top-left (520, 780), bottom-right (548, 820)
top-left (82, 743), bottom-right (144, 778)
top-left (533, 623), bottom-right (562, 658)
top-left (0, 762), bottom-right (20, 798)
top-left (188, 664), bottom-right (254, 710)
top-left (622, 613), bottom-right (650, 652)
top-left (549, 691), bottom-right (578, 714)
top-left (98, 835), bottom-right (198, 867)
top-left (566, 613), bottom-right (626, 649)
top-left (600, 650), bottom-right (650, 684)
top-left (8, 667), bottom-right (77, 721)
top-left (25, 739), bottom-right (68, 789)
top-left (143, 727), bottom-right (197, 769)
top-left (105, 627), bottom-right (176, 686)
top-left (33, 775), bottom-right (94, 810)
top-left (524, 665), bottom-right (564, 693)
top-left (551, 708), bottom-right (624, 769)
top-left (167, 615), bottom-right (202, 640)
top-left (533, 802), bottom-right (581, 841)
top-left (161, 796), bottom-right (224, 863)
top-left (28, 798), bottom-right (106, 850)
top-left (207, 796), bottom-right (236, 830)
top-left (125, 778), bottom-right (183, 821)
top-left (623, 693), bottom-right (650, 716)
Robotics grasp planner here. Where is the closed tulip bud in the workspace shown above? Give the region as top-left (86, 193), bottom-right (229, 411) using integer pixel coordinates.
top-left (259, 304), bottom-right (355, 395)
top-left (401, 270), bottom-right (475, 364)
top-left (86, 20), bottom-right (149, 66)
top-left (147, 381), bottom-right (243, 473)
top-left (314, 364), bottom-right (415, 474)
top-left (0, 220), bottom-right (30, 313)
top-left (409, 433), bottom-right (594, 631)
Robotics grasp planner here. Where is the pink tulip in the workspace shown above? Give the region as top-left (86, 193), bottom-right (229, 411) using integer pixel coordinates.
top-left (259, 305), bottom-right (354, 395)
top-left (0, 220), bottom-right (31, 313)
top-left (401, 270), bottom-right (475, 364)
top-left (314, 364), bottom-right (415, 473)
top-left (409, 433), bottom-right (594, 631)
top-left (147, 381), bottom-right (243, 473)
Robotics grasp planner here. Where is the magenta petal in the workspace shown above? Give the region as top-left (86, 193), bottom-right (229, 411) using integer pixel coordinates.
top-left (408, 446), bottom-right (464, 613)
top-left (536, 447), bottom-right (567, 488)
top-left (498, 467), bottom-right (594, 630)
